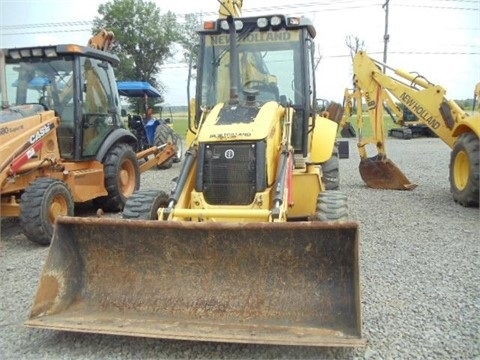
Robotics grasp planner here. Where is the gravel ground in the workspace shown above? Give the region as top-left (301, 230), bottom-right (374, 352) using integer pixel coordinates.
top-left (1, 137), bottom-right (479, 359)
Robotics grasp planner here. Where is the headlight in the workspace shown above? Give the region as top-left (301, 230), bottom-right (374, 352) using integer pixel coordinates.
top-left (9, 50), bottom-right (21, 59)
top-left (44, 48), bottom-right (58, 57)
top-left (234, 20), bottom-right (243, 31)
top-left (220, 19), bottom-right (243, 31)
top-left (271, 16), bottom-right (282, 27)
top-left (220, 20), bottom-right (229, 31)
top-left (31, 48), bottom-right (43, 57)
top-left (257, 17), bottom-right (268, 29)
top-left (20, 49), bottom-right (31, 57)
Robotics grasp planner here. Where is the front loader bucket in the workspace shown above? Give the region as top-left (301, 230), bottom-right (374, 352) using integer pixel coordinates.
top-left (359, 155), bottom-right (417, 190)
top-left (26, 217), bottom-right (364, 347)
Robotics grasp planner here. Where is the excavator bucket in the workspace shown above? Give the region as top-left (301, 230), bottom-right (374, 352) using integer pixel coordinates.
top-left (359, 155), bottom-right (417, 190)
top-left (26, 216), bottom-right (365, 347)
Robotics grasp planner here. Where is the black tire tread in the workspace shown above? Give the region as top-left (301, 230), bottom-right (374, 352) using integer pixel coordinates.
top-left (19, 178), bottom-right (74, 245)
top-left (154, 124), bottom-right (174, 169)
top-left (320, 146), bottom-right (340, 190)
top-left (449, 132), bottom-right (479, 207)
top-left (95, 143), bottom-right (140, 212)
top-left (313, 190), bottom-right (348, 221)
top-left (122, 189), bottom-right (170, 220)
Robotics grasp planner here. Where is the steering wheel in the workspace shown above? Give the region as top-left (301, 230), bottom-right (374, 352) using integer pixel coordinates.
top-left (38, 96), bottom-right (52, 110)
top-left (243, 80), bottom-right (279, 100)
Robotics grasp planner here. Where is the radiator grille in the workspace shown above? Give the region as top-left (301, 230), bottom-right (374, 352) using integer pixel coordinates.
top-left (202, 143), bottom-right (257, 205)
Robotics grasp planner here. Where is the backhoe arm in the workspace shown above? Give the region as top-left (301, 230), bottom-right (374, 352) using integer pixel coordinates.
top-left (349, 51), bottom-right (479, 202)
top-left (87, 29), bottom-right (115, 52)
top-left (353, 51), bottom-right (480, 148)
top-left (58, 29), bottom-right (115, 106)
top-left (218, 0), bottom-right (243, 18)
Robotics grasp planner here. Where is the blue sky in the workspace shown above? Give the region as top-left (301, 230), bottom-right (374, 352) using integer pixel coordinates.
top-left (1, 0), bottom-right (479, 105)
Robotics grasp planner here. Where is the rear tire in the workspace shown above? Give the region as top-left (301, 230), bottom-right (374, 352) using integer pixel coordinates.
top-left (312, 190), bottom-right (348, 221)
top-left (154, 124), bottom-right (174, 169)
top-left (122, 190), bottom-right (170, 220)
top-left (19, 178), bottom-right (74, 245)
top-left (94, 143), bottom-right (140, 212)
top-left (449, 132), bottom-right (479, 207)
top-left (320, 146), bottom-right (340, 190)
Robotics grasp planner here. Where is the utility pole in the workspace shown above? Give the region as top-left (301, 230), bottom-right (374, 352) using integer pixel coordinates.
top-left (382, 0), bottom-right (390, 72)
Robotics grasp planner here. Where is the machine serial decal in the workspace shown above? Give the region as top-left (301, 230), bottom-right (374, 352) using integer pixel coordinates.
top-left (210, 132), bottom-right (252, 139)
top-left (0, 124), bottom-right (24, 136)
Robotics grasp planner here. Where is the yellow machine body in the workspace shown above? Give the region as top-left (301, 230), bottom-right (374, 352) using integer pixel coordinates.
top-left (26, 2), bottom-right (364, 347)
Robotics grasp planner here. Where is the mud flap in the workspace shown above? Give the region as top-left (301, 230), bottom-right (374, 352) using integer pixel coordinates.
top-left (26, 216), bottom-right (364, 347)
top-left (359, 155), bottom-right (417, 190)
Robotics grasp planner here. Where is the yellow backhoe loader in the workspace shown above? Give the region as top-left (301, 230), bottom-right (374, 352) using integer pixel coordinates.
top-left (345, 51), bottom-right (479, 207)
top-left (0, 31), bottom-right (175, 244)
top-left (26, 2), bottom-right (364, 347)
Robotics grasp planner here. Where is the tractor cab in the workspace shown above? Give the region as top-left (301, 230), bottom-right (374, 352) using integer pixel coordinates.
top-left (2, 45), bottom-right (126, 159)
top-left (192, 14), bottom-right (318, 156)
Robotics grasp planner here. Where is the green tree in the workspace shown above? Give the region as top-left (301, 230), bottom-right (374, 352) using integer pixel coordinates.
top-left (92, 0), bottom-right (180, 93)
top-left (177, 13), bottom-right (203, 65)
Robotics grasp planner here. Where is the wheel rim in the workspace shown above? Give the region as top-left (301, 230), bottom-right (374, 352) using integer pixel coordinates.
top-left (49, 194), bottom-right (69, 223)
top-left (119, 159), bottom-right (137, 196)
top-left (453, 150), bottom-right (470, 191)
top-left (176, 138), bottom-right (182, 158)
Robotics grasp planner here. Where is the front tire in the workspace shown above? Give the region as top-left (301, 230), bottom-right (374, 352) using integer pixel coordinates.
top-left (449, 132), bottom-right (479, 207)
top-left (95, 143), bottom-right (140, 212)
top-left (312, 190), bottom-right (348, 221)
top-left (122, 190), bottom-right (170, 220)
top-left (19, 178), bottom-right (74, 245)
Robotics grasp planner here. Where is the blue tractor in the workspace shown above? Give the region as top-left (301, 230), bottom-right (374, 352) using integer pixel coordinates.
top-left (118, 81), bottom-right (183, 168)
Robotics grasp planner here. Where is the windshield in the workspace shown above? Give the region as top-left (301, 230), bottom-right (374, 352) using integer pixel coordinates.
top-left (5, 57), bottom-right (74, 111)
top-left (199, 28), bottom-right (303, 108)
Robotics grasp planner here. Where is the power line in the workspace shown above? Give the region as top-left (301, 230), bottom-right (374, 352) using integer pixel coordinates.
top-left (1, 1), bottom-right (477, 33)
top-left (1, 21), bottom-right (92, 31)
top-left (394, 3), bottom-right (478, 10)
top-left (2, 29), bottom-right (91, 36)
top-left (8, 0), bottom-right (477, 31)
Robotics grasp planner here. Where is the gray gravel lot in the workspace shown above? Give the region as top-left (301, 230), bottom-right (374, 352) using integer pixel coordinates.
top-left (1, 137), bottom-right (479, 359)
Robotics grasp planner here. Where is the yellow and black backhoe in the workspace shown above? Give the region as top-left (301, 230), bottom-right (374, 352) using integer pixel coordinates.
top-left (26, 1), bottom-right (364, 347)
top-left (0, 31), bottom-right (175, 245)
top-left (345, 51), bottom-right (479, 207)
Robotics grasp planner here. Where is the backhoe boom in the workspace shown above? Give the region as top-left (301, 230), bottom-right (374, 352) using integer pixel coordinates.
top-left (348, 51), bottom-right (479, 207)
